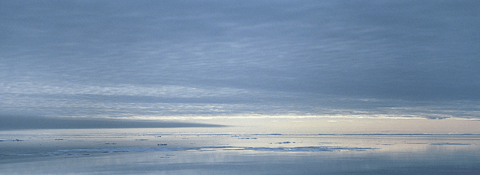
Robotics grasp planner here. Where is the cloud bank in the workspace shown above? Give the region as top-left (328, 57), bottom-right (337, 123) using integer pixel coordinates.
top-left (1, 1), bottom-right (479, 120)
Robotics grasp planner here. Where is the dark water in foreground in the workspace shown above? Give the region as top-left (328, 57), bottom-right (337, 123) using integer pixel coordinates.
top-left (1, 127), bottom-right (480, 175)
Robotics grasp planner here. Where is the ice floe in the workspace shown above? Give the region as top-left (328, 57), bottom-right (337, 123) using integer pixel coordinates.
top-left (242, 147), bottom-right (371, 152)
top-left (53, 146), bottom-right (376, 156)
top-left (431, 143), bottom-right (470, 145)
top-left (0, 153), bottom-right (34, 157)
top-left (0, 139), bottom-right (24, 142)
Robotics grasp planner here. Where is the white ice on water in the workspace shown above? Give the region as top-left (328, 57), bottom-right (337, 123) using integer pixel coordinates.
top-left (431, 143), bottom-right (470, 145)
top-left (50, 146), bottom-right (376, 156)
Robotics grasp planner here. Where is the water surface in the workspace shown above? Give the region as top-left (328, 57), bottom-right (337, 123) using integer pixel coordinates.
top-left (2, 123), bottom-right (480, 174)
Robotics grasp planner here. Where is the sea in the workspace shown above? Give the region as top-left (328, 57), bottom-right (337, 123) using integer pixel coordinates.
top-left (1, 118), bottom-right (480, 174)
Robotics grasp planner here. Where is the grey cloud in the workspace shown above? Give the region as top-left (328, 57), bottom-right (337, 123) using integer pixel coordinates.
top-left (1, 0), bottom-right (479, 120)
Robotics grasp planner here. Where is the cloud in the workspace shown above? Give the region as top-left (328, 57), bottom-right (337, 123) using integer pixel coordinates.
top-left (0, 1), bottom-right (479, 120)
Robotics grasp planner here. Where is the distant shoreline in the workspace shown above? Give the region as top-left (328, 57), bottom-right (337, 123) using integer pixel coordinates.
top-left (0, 115), bottom-right (226, 131)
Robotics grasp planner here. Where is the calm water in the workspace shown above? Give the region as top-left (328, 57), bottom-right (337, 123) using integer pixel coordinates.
top-left (1, 119), bottom-right (480, 174)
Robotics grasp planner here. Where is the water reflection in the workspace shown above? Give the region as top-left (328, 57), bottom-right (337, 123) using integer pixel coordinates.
top-left (1, 128), bottom-right (480, 174)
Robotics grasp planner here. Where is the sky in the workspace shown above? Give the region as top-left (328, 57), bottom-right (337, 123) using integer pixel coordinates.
top-left (1, 0), bottom-right (480, 125)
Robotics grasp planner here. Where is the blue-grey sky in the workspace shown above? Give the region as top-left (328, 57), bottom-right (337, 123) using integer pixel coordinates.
top-left (1, 0), bottom-right (479, 121)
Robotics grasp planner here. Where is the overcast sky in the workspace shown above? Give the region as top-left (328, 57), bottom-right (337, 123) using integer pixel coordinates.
top-left (1, 0), bottom-right (479, 121)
